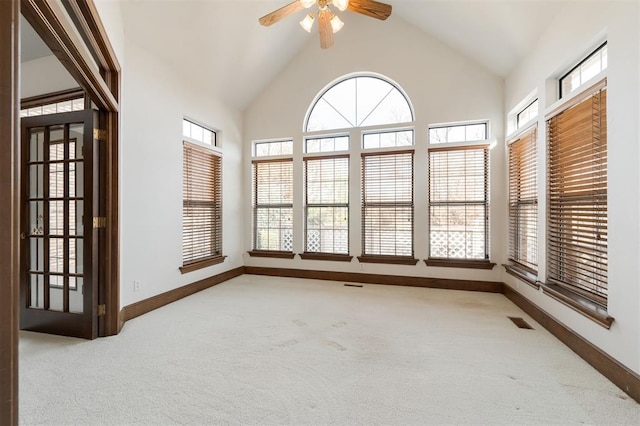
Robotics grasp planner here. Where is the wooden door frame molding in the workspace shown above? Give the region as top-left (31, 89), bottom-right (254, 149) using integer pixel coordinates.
top-left (0, 0), bottom-right (20, 423)
top-left (21, 0), bottom-right (121, 336)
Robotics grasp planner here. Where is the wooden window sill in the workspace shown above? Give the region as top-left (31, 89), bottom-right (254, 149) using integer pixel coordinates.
top-left (503, 263), bottom-right (539, 289)
top-left (299, 253), bottom-right (353, 262)
top-left (247, 250), bottom-right (296, 259)
top-left (357, 256), bottom-right (419, 265)
top-left (425, 259), bottom-right (496, 270)
top-left (541, 282), bottom-right (614, 329)
top-left (179, 255), bottom-right (226, 274)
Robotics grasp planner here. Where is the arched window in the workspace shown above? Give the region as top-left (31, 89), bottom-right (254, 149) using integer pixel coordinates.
top-left (305, 74), bottom-right (414, 132)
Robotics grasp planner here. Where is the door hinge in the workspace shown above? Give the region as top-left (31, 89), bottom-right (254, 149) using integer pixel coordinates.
top-left (98, 304), bottom-right (106, 316)
top-left (93, 128), bottom-right (107, 141)
top-left (93, 217), bottom-right (107, 228)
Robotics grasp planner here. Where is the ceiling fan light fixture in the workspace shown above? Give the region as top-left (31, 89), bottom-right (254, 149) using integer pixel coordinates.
top-left (300, 13), bottom-right (315, 32)
top-left (332, 0), bottom-right (349, 12)
top-left (300, 0), bottom-right (316, 8)
top-left (330, 14), bottom-right (344, 33)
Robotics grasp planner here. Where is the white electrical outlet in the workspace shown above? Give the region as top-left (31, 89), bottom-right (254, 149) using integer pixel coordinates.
top-left (133, 280), bottom-right (141, 292)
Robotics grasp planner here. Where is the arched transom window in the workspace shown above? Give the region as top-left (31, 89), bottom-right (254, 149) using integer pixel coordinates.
top-left (305, 75), bottom-right (414, 132)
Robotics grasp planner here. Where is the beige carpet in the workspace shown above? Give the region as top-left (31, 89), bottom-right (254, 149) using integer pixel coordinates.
top-left (19, 275), bottom-right (639, 425)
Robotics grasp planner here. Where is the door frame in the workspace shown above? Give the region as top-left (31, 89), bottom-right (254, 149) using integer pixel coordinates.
top-left (21, 0), bottom-right (121, 337)
top-left (1, 0), bottom-right (121, 422)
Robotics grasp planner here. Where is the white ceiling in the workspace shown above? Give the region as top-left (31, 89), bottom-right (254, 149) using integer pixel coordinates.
top-left (119, 0), bottom-right (566, 111)
top-left (20, 16), bottom-right (53, 62)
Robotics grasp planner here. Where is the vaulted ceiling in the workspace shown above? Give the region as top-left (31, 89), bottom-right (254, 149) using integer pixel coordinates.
top-left (116, 0), bottom-right (564, 110)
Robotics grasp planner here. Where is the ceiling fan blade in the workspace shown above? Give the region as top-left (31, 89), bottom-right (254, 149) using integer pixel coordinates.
top-left (347, 0), bottom-right (392, 20)
top-left (259, 0), bottom-right (305, 26)
top-left (318, 8), bottom-right (334, 49)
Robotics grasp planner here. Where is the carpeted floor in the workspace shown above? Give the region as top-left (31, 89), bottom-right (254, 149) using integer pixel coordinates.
top-left (19, 275), bottom-right (639, 425)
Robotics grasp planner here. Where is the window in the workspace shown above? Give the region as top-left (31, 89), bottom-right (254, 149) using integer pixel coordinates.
top-left (363, 130), bottom-right (413, 149)
top-left (20, 88), bottom-right (85, 118)
top-left (508, 126), bottom-right (538, 272)
top-left (305, 75), bottom-right (413, 132)
top-left (428, 145), bottom-right (490, 265)
top-left (255, 139), bottom-right (293, 157)
top-left (251, 158), bottom-right (294, 254)
top-left (547, 85), bottom-right (607, 304)
top-left (181, 142), bottom-right (223, 272)
top-left (361, 150), bottom-right (415, 262)
top-left (516, 100), bottom-right (538, 129)
top-left (183, 118), bottom-right (216, 146)
top-left (429, 122), bottom-right (487, 144)
top-left (303, 155), bottom-right (349, 256)
top-left (560, 43), bottom-right (607, 98)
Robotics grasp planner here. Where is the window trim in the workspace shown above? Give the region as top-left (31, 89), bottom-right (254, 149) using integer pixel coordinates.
top-left (559, 42), bottom-right (607, 99)
top-left (303, 72), bottom-right (415, 132)
top-left (427, 143), bottom-right (491, 264)
top-left (180, 141), bottom-right (224, 273)
top-left (303, 153), bottom-right (350, 256)
top-left (544, 78), bottom-right (609, 323)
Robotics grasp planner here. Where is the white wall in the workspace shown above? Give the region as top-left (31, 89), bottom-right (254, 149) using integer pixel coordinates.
top-left (21, 55), bottom-right (78, 98)
top-left (504, 1), bottom-right (640, 374)
top-left (118, 40), bottom-right (244, 307)
top-left (244, 14), bottom-right (505, 282)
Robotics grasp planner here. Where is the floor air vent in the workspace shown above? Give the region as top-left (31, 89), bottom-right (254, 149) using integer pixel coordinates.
top-left (508, 317), bottom-right (534, 330)
top-left (344, 283), bottom-right (363, 288)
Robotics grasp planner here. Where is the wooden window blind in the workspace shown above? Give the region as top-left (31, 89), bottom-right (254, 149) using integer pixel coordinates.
top-left (547, 87), bottom-right (607, 302)
top-left (252, 159), bottom-right (294, 251)
top-left (508, 126), bottom-right (538, 271)
top-left (304, 155), bottom-right (349, 254)
top-left (182, 142), bottom-right (222, 266)
top-left (429, 146), bottom-right (489, 260)
top-left (361, 150), bottom-right (414, 258)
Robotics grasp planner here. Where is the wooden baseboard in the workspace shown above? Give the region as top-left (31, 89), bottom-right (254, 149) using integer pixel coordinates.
top-left (244, 266), bottom-right (504, 293)
top-left (120, 267), bottom-right (245, 323)
top-left (504, 284), bottom-right (640, 403)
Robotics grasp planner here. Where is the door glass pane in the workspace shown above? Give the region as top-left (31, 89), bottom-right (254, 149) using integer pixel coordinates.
top-left (29, 128), bottom-right (44, 162)
top-left (49, 238), bottom-right (64, 273)
top-left (70, 200), bottom-right (83, 236)
top-left (69, 124), bottom-right (84, 159)
top-left (29, 165), bottom-right (43, 198)
top-left (29, 201), bottom-right (44, 236)
top-left (49, 200), bottom-right (64, 236)
top-left (49, 276), bottom-right (63, 311)
top-left (29, 238), bottom-right (44, 272)
top-left (75, 238), bottom-right (84, 274)
top-left (70, 161), bottom-right (83, 197)
top-left (49, 163), bottom-right (64, 198)
top-left (69, 277), bottom-right (83, 314)
top-left (48, 125), bottom-right (64, 160)
top-left (30, 274), bottom-right (43, 308)
top-left (69, 238), bottom-right (82, 274)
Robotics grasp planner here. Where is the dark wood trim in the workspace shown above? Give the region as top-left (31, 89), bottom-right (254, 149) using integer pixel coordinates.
top-left (244, 267), bottom-right (504, 293)
top-left (504, 263), bottom-right (540, 289)
top-left (425, 258), bottom-right (496, 270)
top-left (503, 285), bottom-right (639, 403)
top-left (179, 255), bottom-right (227, 274)
top-left (0, 0), bottom-right (20, 422)
top-left (541, 283), bottom-right (614, 329)
top-left (247, 250), bottom-right (296, 259)
top-left (299, 252), bottom-right (353, 262)
top-left (21, 0), bottom-right (118, 112)
top-left (121, 267), bottom-right (244, 322)
top-left (358, 255), bottom-right (419, 265)
top-left (21, 87), bottom-right (84, 110)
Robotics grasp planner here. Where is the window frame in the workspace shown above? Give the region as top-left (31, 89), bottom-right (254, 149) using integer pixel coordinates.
top-left (302, 153), bottom-right (351, 261)
top-left (428, 121), bottom-right (489, 145)
top-left (506, 124), bottom-right (538, 280)
top-left (249, 145), bottom-right (295, 258)
top-left (426, 134), bottom-right (494, 269)
top-left (559, 42), bottom-right (607, 99)
top-left (544, 79), bottom-right (609, 325)
top-left (180, 140), bottom-right (224, 274)
top-left (359, 147), bottom-right (417, 265)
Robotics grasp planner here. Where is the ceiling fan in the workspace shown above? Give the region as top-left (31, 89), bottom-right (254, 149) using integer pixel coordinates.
top-left (259, 0), bottom-right (392, 49)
